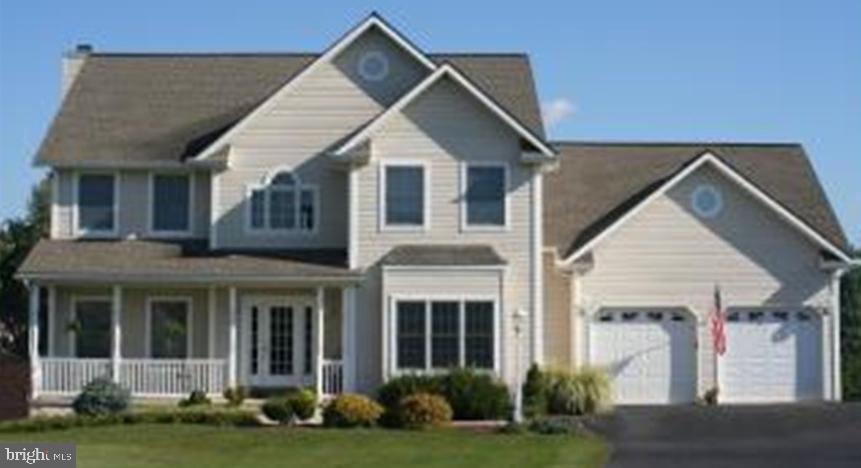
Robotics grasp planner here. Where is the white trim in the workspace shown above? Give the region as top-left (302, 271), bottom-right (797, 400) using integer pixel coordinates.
top-left (28, 284), bottom-right (41, 399)
top-left (47, 285), bottom-right (56, 357)
top-left (228, 287), bottom-right (238, 387)
top-left (831, 270), bottom-right (845, 401)
top-left (382, 265), bottom-right (507, 272)
top-left (332, 63), bottom-right (556, 159)
top-left (563, 152), bottom-right (852, 264)
top-left (19, 272), bottom-right (362, 284)
top-left (72, 170), bottom-right (119, 238)
top-left (378, 160), bottom-right (431, 232)
top-left (341, 286), bottom-right (357, 392)
top-left (147, 171), bottom-right (195, 237)
top-left (69, 295), bottom-right (113, 358)
top-left (145, 296), bottom-right (194, 359)
top-left (348, 168), bottom-right (359, 269)
top-left (243, 167), bottom-right (320, 236)
top-left (314, 287), bottom-right (325, 396)
top-left (210, 170), bottom-right (220, 249)
top-left (192, 14), bottom-right (436, 161)
top-left (111, 285), bottom-right (122, 383)
top-left (531, 168), bottom-right (544, 364)
top-left (459, 162), bottom-right (511, 232)
top-left (50, 171), bottom-right (59, 238)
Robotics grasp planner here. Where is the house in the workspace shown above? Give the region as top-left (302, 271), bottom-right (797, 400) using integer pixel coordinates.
top-left (17, 14), bottom-right (856, 406)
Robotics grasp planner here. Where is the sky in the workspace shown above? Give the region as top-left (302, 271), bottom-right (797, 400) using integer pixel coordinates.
top-left (0, 0), bottom-right (858, 245)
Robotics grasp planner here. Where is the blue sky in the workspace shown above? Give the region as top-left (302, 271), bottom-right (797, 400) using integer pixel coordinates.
top-left (1, 0), bottom-right (858, 245)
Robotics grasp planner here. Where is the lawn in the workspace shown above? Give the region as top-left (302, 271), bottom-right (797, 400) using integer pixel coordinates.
top-left (0, 424), bottom-right (608, 468)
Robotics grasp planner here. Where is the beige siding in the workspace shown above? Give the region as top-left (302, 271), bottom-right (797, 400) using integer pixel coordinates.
top-left (543, 252), bottom-right (571, 369)
top-left (579, 164), bottom-right (832, 394)
top-left (52, 170), bottom-right (75, 238)
top-left (353, 77), bottom-right (537, 391)
top-left (214, 28), bottom-right (428, 249)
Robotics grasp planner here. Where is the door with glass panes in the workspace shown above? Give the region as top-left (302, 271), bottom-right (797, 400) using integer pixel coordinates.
top-left (242, 297), bottom-right (315, 387)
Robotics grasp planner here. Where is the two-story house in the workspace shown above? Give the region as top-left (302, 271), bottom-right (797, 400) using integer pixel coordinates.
top-left (19, 14), bottom-right (856, 406)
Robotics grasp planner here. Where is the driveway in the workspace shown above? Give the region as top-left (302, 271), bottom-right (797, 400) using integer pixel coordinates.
top-left (588, 404), bottom-right (861, 468)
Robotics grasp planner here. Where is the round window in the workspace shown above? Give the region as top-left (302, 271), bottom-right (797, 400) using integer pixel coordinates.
top-left (690, 184), bottom-right (723, 218)
top-left (358, 50), bottom-right (389, 81)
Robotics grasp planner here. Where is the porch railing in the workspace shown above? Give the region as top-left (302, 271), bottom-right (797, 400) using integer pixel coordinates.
top-left (40, 358), bottom-right (111, 395)
top-left (321, 359), bottom-right (343, 396)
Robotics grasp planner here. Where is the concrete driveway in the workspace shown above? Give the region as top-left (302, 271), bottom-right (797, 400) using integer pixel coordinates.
top-left (588, 404), bottom-right (861, 468)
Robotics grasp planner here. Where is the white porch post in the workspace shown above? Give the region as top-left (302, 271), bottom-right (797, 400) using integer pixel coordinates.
top-left (228, 286), bottom-right (238, 388)
top-left (47, 286), bottom-right (56, 357)
top-left (341, 286), bottom-right (356, 392)
top-left (831, 270), bottom-right (844, 401)
top-left (208, 286), bottom-right (216, 358)
top-left (28, 283), bottom-right (41, 400)
top-left (315, 287), bottom-right (325, 396)
top-left (110, 285), bottom-right (122, 384)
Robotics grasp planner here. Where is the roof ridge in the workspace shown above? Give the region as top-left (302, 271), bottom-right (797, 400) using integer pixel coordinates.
top-left (551, 140), bottom-right (804, 148)
top-left (86, 51), bottom-right (528, 58)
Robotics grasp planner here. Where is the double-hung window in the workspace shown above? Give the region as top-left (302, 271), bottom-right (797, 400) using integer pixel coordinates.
top-left (148, 298), bottom-right (191, 359)
top-left (383, 163), bottom-right (426, 229)
top-left (77, 173), bottom-right (116, 234)
top-left (72, 298), bottom-right (112, 358)
top-left (464, 164), bottom-right (507, 228)
top-left (151, 173), bottom-right (192, 234)
top-left (394, 298), bottom-right (496, 372)
top-left (248, 170), bottom-right (317, 233)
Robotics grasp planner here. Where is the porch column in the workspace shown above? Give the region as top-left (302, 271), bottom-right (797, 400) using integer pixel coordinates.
top-left (28, 283), bottom-right (41, 400)
top-left (341, 286), bottom-right (356, 392)
top-left (228, 287), bottom-right (238, 388)
top-left (47, 286), bottom-right (56, 357)
top-left (208, 286), bottom-right (216, 358)
top-left (111, 285), bottom-right (122, 384)
top-left (315, 287), bottom-right (325, 396)
top-left (831, 270), bottom-right (844, 401)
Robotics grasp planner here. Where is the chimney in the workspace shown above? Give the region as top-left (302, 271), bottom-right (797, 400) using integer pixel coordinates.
top-left (62, 44), bottom-right (92, 97)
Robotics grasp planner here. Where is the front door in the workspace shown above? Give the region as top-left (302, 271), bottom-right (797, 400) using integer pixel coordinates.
top-left (243, 297), bottom-right (315, 388)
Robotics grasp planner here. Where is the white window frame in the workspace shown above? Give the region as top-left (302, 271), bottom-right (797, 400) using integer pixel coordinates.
top-left (145, 296), bottom-right (193, 359)
top-left (148, 172), bottom-right (195, 237)
top-left (459, 162), bottom-right (510, 232)
top-left (379, 160), bottom-right (430, 232)
top-left (72, 171), bottom-right (119, 238)
top-left (244, 167), bottom-right (319, 236)
top-left (69, 295), bottom-right (112, 358)
top-left (389, 294), bottom-right (499, 376)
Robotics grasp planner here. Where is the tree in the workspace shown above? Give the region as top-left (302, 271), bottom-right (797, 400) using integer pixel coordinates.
top-left (841, 248), bottom-right (861, 400)
top-left (0, 178), bottom-right (49, 357)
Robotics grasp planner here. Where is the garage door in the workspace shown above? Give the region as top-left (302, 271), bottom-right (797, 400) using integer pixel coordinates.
top-left (719, 309), bottom-right (822, 403)
top-left (590, 309), bottom-right (697, 404)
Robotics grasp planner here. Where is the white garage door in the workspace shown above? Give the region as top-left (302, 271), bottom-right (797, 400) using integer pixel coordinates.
top-left (590, 309), bottom-right (697, 404)
top-left (719, 309), bottom-right (822, 403)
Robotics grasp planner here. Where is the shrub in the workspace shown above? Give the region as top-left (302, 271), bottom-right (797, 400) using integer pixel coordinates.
top-left (522, 363), bottom-right (548, 418)
top-left (546, 367), bottom-right (612, 416)
top-left (178, 389), bottom-right (211, 408)
top-left (701, 387), bottom-right (719, 406)
top-left (377, 374), bottom-right (442, 410)
top-left (222, 387), bottom-right (247, 407)
top-left (261, 397), bottom-right (294, 424)
top-left (72, 377), bottom-right (131, 416)
top-left (0, 409), bottom-right (260, 433)
top-left (286, 388), bottom-right (318, 421)
top-left (528, 415), bottom-right (586, 435)
top-left (396, 393), bottom-right (452, 429)
top-left (322, 394), bottom-right (383, 428)
top-left (439, 368), bottom-right (511, 420)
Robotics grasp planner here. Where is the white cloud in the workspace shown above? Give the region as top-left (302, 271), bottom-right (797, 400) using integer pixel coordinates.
top-left (541, 98), bottom-right (576, 128)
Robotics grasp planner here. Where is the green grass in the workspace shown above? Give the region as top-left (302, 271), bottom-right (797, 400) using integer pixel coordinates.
top-left (0, 424), bottom-right (608, 468)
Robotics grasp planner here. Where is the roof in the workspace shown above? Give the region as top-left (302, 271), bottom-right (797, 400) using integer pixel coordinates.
top-left (544, 142), bottom-right (850, 259)
top-left (17, 240), bottom-right (360, 282)
top-left (35, 53), bottom-right (544, 166)
top-left (382, 245), bottom-right (506, 267)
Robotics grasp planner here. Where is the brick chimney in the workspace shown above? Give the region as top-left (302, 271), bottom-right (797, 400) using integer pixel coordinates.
top-left (62, 44), bottom-right (92, 97)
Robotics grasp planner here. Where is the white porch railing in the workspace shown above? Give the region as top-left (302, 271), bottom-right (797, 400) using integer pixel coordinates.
top-left (41, 358), bottom-right (112, 395)
top-left (321, 359), bottom-right (343, 396)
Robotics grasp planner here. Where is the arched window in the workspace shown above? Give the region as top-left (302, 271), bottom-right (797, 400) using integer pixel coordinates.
top-left (248, 170), bottom-right (317, 232)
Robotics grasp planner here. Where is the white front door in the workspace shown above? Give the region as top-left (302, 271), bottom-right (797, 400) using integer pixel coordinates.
top-left (242, 297), bottom-right (315, 388)
top-left (719, 308), bottom-right (822, 403)
top-left (590, 309), bottom-right (697, 404)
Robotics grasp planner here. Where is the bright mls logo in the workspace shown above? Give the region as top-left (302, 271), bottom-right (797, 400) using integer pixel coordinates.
top-left (1, 444), bottom-right (75, 467)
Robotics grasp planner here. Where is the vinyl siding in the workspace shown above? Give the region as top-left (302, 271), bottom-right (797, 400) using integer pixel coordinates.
top-left (579, 164), bottom-right (832, 394)
top-left (353, 77), bottom-right (537, 391)
top-left (543, 251), bottom-right (571, 369)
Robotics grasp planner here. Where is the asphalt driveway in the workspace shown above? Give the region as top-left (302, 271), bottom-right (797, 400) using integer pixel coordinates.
top-left (588, 404), bottom-right (861, 468)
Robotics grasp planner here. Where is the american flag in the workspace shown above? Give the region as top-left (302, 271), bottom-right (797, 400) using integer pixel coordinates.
top-left (711, 285), bottom-right (727, 356)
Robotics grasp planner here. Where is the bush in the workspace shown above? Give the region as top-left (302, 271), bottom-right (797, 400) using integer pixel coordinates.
top-left (701, 387), bottom-right (719, 406)
top-left (396, 393), bottom-right (452, 429)
top-left (72, 377), bottom-right (131, 416)
top-left (261, 397), bottom-right (294, 424)
top-left (377, 374), bottom-right (442, 410)
top-left (528, 415), bottom-right (587, 435)
top-left (522, 363), bottom-right (548, 418)
top-left (0, 408), bottom-right (260, 433)
top-left (545, 367), bottom-right (612, 416)
top-left (222, 387), bottom-right (247, 407)
top-left (178, 389), bottom-right (211, 408)
top-left (322, 394), bottom-right (384, 428)
top-left (286, 388), bottom-right (318, 421)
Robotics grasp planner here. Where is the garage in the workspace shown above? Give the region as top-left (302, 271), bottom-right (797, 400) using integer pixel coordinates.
top-left (590, 309), bottom-right (697, 404)
top-left (719, 309), bottom-right (822, 403)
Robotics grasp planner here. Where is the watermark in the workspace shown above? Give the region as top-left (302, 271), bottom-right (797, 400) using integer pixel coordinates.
top-left (0, 444), bottom-right (75, 467)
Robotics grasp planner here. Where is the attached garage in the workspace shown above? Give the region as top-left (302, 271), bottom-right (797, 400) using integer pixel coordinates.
top-left (719, 308), bottom-right (823, 403)
top-left (589, 309), bottom-right (697, 404)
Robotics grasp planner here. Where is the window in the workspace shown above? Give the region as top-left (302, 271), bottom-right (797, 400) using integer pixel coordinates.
top-left (358, 50), bottom-right (389, 81)
top-left (383, 164), bottom-right (425, 228)
top-left (148, 299), bottom-right (190, 359)
top-left (394, 298), bottom-right (496, 372)
top-left (151, 174), bottom-right (191, 233)
top-left (691, 184), bottom-right (723, 218)
top-left (248, 170), bottom-right (317, 233)
top-left (465, 165), bottom-right (506, 227)
top-left (77, 174), bottom-right (115, 233)
top-left (73, 299), bottom-right (111, 358)
top-left (270, 306), bottom-right (293, 375)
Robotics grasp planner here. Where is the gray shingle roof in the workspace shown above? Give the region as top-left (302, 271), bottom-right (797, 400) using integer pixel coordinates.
top-left (36, 53), bottom-right (544, 166)
top-left (544, 142), bottom-right (849, 259)
top-left (17, 240), bottom-right (359, 281)
top-left (382, 245), bottom-right (506, 266)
